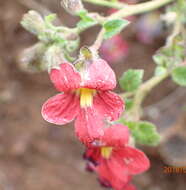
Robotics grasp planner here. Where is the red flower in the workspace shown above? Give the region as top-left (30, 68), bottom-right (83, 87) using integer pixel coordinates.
top-left (84, 124), bottom-right (150, 190)
top-left (100, 35), bottom-right (129, 64)
top-left (41, 59), bottom-right (124, 143)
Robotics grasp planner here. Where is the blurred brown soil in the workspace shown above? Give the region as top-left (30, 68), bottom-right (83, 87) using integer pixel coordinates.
top-left (0, 0), bottom-right (185, 190)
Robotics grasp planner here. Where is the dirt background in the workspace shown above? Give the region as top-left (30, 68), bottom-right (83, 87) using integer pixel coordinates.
top-left (0, 0), bottom-right (186, 190)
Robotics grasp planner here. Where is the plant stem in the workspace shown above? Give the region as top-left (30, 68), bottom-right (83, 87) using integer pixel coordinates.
top-left (135, 71), bottom-right (169, 107)
top-left (167, 17), bottom-right (181, 46)
top-left (91, 0), bottom-right (174, 51)
top-left (110, 0), bottom-right (174, 19)
top-left (82, 0), bottom-right (174, 33)
top-left (83, 0), bottom-right (127, 9)
top-left (91, 28), bottom-right (105, 50)
top-left (128, 71), bottom-right (170, 120)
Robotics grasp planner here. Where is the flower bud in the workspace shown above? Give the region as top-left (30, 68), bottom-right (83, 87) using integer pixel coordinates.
top-left (61, 0), bottom-right (84, 15)
top-left (80, 46), bottom-right (93, 60)
top-left (42, 45), bottom-right (67, 72)
top-left (21, 10), bottom-right (45, 35)
top-left (18, 43), bottom-right (47, 73)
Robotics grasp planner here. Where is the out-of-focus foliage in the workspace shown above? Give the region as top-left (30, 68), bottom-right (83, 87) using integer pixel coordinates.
top-left (119, 119), bottom-right (161, 146)
top-left (172, 66), bottom-right (186, 86)
top-left (119, 69), bottom-right (144, 92)
top-left (153, 0), bottom-right (186, 80)
top-left (103, 19), bottom-right (130, 39)
top-left (77, 10), bottom-right (97, 31)
top-left (125, 98), bottom-right (134, 111)
top-left (153, 35), bottom-right (185, 69)
top-left (20, 11), bottom-right (80, 72)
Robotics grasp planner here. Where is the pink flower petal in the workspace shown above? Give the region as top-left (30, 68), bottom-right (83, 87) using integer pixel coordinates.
top-left (50, 63), bottom-right (81, 92)
top-left (124, 183), bottom-right (136, 190)
top-left (85, 147), bottom-right (136, 190)
top-left (42, 93), bottom-right (80, 125)
top-left (75, 107), bottom-right (105, 144)
top-left (98, 158), bottom-right (131, 190)
top-left (94, 91), bottom-right (124, 121)
top-left (116, 146), bottom-right (150, 175)
top-left (101, 124), bottom-right (129, 147)
top-left (83, 59), bottom-right (116, 90)
top-left (84, 147), bottom-right (101, 164)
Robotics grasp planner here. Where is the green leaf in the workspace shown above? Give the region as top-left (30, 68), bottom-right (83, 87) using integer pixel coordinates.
top-left (103, 19), bottom-right (130, 39)
top-left (153, 53), bottom-right (167, 66)
top-left (119, 69), bottom-right (144, 92)
top-left (155, 66), bottom-right (167, 76)
top-left (45, 14), bottom-right (57, 23)
top-left (125, 98), bottom-right (133, 111)
top-left (77, 10), bottom-right (89, 18)
top-left (77, 20), bottom-right (96, 30)
top-left (120, 120), bottom-right (137, 131)
top-left (172, 66), bottom-right (186, 86)
top-left (153, 33), bottom-right (185, 68)
top-left (133, 121), bottom-right (161, 146)
top-left (77, 10), bottom-right (97, 30)
top-left (118, 119), bottom-right (161, 146)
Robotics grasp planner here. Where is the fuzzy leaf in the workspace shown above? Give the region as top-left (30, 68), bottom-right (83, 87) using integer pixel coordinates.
top-left (118, 119), bottom-right (160, 146)
top-left (103, 19), bottom-right (129, 39)
top-left (133, 121), bottom-right (161, 146)
top-left (77, 10), bottom-right (97, 30)
top-left (153, 34), bottom-right (185, 68)
top-left (155, 66), bottom-right (167, 76)
top-left (45, 14), bottom-right (57, 23)
top-left (119, 69), bottom-right (144, 92)
top-left (172, 66), bottom-right (186, 86)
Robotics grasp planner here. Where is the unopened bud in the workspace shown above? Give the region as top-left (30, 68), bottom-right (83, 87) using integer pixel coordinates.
top-left (18, 43), bottom-right (47, 72)
top-left (21, 10), bottom-right (45, 35)
top-left (80, 46), bottom-right (93, 60)
top-left (61, 0), bottom-right (84, 15)
top-left (42, 45), bottom-right (67, 72)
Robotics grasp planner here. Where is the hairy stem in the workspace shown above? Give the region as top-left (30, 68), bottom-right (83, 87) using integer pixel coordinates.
top-left (167, 17), bottom-right (182, 46)
top-left (91, 0), bottom-right (174, 51)
top-left (127, 71), bottom-right (170, 120)
top-left (81, 0), bottom-right (174, 37)
top-left (83, 0), bottom-right (127, 9)
top-left (91, 28), bottom-right (105, 50)
top-left (133, 71), bottom-right (170, 109)
top-left (110, 0), bottom-right (174, 19)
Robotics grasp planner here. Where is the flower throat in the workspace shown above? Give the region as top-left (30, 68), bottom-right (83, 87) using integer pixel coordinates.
top-left (79, 88), bottom-right (96, 108)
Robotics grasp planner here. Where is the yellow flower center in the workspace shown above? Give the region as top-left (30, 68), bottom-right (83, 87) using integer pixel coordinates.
top-left (78, 88), bottom-right (96, 108)
top-left (101, 147), bottom-right (113, 159)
